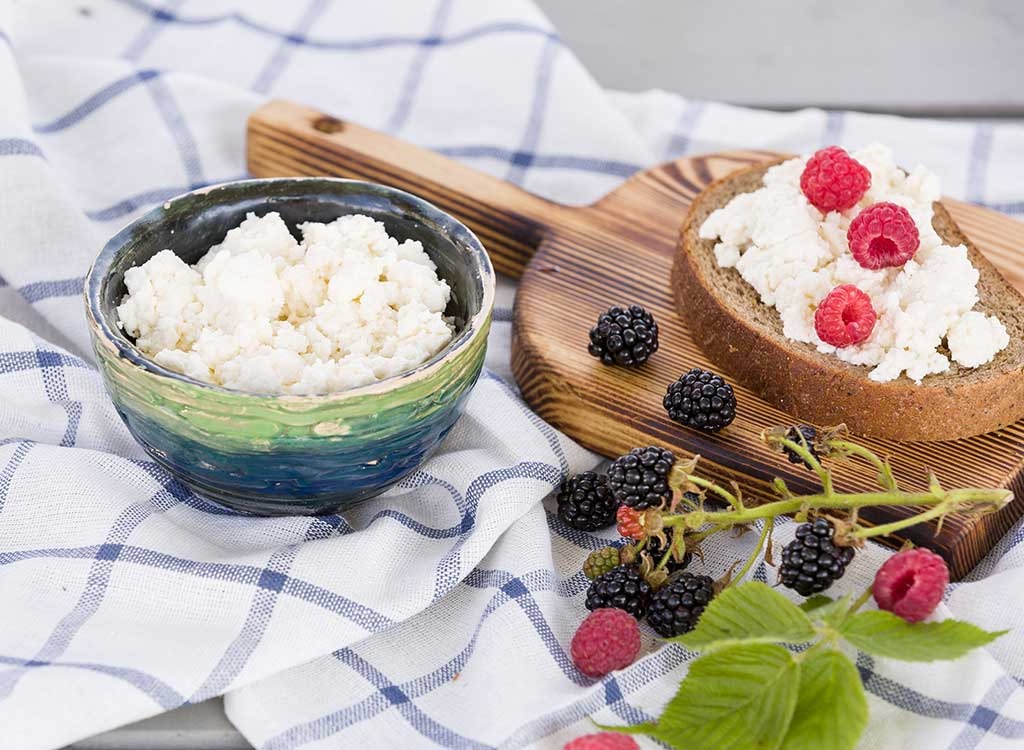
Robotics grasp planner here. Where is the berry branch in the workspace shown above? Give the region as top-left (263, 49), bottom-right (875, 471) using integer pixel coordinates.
top-left (654, 427), bottom-right (1009, 560)
top-left (665, 486), bottom-right (1008, 533)
top-left (575, 424), bottom-right (1012, 639)
top-left (567, 423), bottom-right (1011, 750)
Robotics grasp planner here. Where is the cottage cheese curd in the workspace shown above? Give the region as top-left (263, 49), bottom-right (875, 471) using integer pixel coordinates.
top-left (699, 144), bottom-right (1009, 383)
top-left (117, 212), bottom-right (454, 394)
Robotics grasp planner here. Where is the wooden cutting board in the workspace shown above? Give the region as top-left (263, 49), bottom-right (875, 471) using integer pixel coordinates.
top-left (247, 100), bottom-right (1024, 579)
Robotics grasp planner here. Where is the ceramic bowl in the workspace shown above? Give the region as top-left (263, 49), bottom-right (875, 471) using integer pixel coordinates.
top-left (85, 178), bottom-right (494, 516)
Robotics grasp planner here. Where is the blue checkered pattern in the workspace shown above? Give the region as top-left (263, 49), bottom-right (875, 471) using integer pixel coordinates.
top-left (2, 1), bottom-right (1024, 748)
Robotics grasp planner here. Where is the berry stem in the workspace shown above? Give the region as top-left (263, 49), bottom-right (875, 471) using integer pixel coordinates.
top-left (672, 470), bottom-right (743, 511)
top-left (674, 492), bottom-right (701, 513)
top-left (771, 477), bottom-right (794, 498)
top-left (850, 501), bottom-right (953, 540)
top-left (831, 439), bottom-right (898, 491)
top-left (656, 542), bottom-right (675, 571)
top-left (680, 526), bottom-right (724, 545)
top-left (729, 519), bottom-right (773, 587)
top-left (680, 487), bottom-right (1010, 530)
top-left (794, 638), bottom-right (834, 663)
top-left (846, 586), bottom-right (874, 619)
top-left (771, 435), bottom-right (834, 496)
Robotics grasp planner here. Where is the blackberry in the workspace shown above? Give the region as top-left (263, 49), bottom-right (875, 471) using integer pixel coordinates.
top-left (783, 425), bottom-right (819, 469)
top-left (557, 472), bottom-right (618, 531)
top-left (646, 572), bottom-right (715, 637)
top-left (638, 529), bottom-right (693, 573)
top-left (585, 565), bottom-right (653, 619)
top-left (663, 368), bottom-right (737, 432)
top-left (583, 547), bottom-right (622, 580)
top-left (588, 304), bottom-right (659, 367)
top-left (607, 446), bottom-right (675, 510)
top-left (779, 518), bottom-right (855, 596)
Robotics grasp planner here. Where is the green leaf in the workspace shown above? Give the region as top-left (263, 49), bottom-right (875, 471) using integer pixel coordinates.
top-left (798, 594), bottom-right (852, 630)
top-left (840, 610), bottom-right (1006, 662)
top-left (676, 582), bottom-right (817, 651)
top-left (780, 648), bottom-right (867, 750)
top-left (799, 595), bottom-right (833, 613)
top-left (819, 594), bottom-right (853, 629)
top-left (610, 643), bottom-right (800, 750)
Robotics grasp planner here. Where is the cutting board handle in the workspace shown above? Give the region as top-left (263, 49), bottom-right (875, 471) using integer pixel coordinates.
top-left (247, 100), bottom-right (569, 278)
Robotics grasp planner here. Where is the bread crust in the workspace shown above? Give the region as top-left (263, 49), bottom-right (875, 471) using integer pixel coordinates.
top-left (674, 162), bottom-right (1024, 441)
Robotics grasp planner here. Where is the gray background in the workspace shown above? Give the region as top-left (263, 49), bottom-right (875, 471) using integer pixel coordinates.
top-left (539, 0), bottom-right (1024, 116)
top-left (68, 1), bottom-right (1020, 748)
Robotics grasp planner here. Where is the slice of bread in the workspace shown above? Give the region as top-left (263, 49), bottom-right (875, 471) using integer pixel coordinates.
top-left (674, 161), bottom-right (1024, 441)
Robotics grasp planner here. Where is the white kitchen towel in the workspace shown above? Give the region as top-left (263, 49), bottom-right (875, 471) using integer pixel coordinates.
top-left (1, 1), bottom-right (1023, 749)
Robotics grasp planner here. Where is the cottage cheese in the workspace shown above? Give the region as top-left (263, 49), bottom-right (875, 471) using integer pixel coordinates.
top-left (117, 212), bottom-right (454, 394)
top-left (698, 144), bottom-right (1009, 383)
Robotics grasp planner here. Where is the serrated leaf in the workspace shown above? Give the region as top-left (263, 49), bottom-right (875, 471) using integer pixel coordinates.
top-left (675, 582), bottom-right (816, 651)
top-left (780, 648), bottom-right (867, 750)
top-left (840, 610), bottom-right (1006, 662)
top-left (799, 595), bottom-right (833, 612)
top-left (609, 643), bottom-right (800, 750)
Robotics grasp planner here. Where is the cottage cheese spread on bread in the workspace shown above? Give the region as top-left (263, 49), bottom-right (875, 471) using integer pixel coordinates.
top-left (117, 212), bottom-right (453, 394)
top-left (698, 144), bottom-right (1009, 383)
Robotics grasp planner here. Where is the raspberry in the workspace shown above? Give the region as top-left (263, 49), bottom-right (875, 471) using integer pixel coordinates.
top-left (588, 304), bottom-right (659, 367)
top-left (779, 518), bottom-right (855, 596)
top-left (557, 472), bottom-right (618, 531)
top-left (814, 284), bottom-right (877, 348)
top-left (564, 733), bottom-right (640, 750)
top-left (608, 446), bottom-right (675, 509)
top-left (847, 202), bottom-right (920, 270)
top-left (570, 608), bottom-right (641, 678)
top-left (873, 548), bottom-right (949, 622)
top-left (663, 368), bottom-right (737, 432)
top-left (800, 146), bottom-right (871, 212)
top-left (616, 505), bottom-right (645, 540)
top-left (584, 547), bottom-right (622, 580)
top-left (646, 572), bottom-right (716, 637)
top-left (586, 565), bottom-right (653, 619)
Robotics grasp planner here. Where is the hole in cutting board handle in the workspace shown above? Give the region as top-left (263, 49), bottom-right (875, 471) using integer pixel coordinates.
top-left (312, 116), bottom-right (345, 135)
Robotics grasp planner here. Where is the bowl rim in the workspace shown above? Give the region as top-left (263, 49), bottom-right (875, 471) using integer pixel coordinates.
top-left (84, 176), bottom-right (496, 402)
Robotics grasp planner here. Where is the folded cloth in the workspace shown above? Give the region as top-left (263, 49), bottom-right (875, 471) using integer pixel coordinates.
top-left (1, 1), bottom-right (1023, 748)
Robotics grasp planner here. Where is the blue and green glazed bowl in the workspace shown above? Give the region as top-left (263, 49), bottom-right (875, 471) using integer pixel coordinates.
top-left (85, 178), bottom-right (494, 516)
